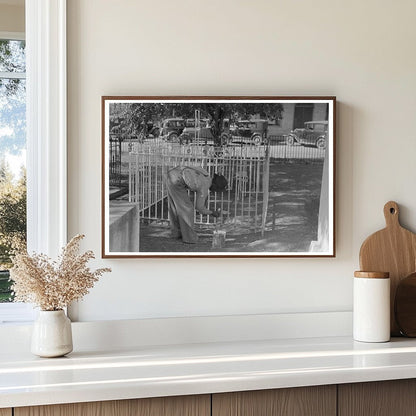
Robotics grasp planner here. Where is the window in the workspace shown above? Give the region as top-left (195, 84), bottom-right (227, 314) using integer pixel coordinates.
top-left (0, 0), bottom-right (68, 324)
top-left (0, 36), bottom-right (26, 304)
top-left (0, 33), bottom-right (34, 323)
top-left (293, 103), bottom-right (314, 129)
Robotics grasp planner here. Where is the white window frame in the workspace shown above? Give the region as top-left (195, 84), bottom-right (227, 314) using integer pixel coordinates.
top-left (0, 0), bottom-right (67, 324)
top-left (0, 31), bottom-right (32, 323)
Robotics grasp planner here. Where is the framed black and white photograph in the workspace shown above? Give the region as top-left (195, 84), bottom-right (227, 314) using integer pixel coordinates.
top-left (102, 96), bottom-right (335, 258)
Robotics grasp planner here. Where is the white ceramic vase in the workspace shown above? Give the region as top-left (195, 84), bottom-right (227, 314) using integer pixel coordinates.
top-left (31, 310), bottom-right (73, 357)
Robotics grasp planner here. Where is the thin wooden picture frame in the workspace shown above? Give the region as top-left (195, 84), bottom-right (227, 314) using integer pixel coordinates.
top-left (102, 96), bottom-right (336, 258)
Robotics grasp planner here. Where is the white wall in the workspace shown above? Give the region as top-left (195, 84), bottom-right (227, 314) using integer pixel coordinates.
top-left (67, 0), bottom-right (416, 322)
top-left (0, 3), bottom-right (24, 33)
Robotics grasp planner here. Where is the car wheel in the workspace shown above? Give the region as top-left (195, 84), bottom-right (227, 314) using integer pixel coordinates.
top-left (252, 134), bottom-right (262, 146)
top-left (179, 134), bottom-right (190, 145)
top-left (169, 133), bottom-right (179, 143)
top-left (286, 135), bottom-right (295, 146)
top-left (316, 137), bottom-right (326, 149)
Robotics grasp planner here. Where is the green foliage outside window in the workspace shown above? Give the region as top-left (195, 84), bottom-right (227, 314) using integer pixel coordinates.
top-left (0, 39), bottom-right (26, 303)
top-left (0, 163), bottom-right (26, 302)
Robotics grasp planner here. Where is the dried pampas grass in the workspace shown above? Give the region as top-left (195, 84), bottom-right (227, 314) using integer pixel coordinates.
top-left (10, 234), bottom-right (111, 311)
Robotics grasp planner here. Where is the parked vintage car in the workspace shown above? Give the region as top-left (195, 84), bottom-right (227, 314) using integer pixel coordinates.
top-left (179, 119), bottom-right (230, 145)
top-left (159, 118), bottom-right (185, 142)
top-left (286, 121), bottom-right (328, 149)
top-left (229, 119), bottom-right (268, 145)
top-left (184, 118), bottom-right (210, 128)
top-left (138, 121), bottom-right (160, 139)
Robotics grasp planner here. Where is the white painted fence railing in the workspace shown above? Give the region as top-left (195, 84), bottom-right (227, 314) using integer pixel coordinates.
top-left (128, 144), bottom-right (270, 234)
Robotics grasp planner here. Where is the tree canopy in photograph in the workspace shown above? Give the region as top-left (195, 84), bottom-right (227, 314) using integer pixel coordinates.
top-left (110, 101), bottom-right (284, 146)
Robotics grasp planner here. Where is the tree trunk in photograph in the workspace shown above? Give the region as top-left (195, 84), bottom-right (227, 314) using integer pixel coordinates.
top-left (261, 146), bottom-right (270, 237)
top-left (309, 146), bottom-right (329, 252)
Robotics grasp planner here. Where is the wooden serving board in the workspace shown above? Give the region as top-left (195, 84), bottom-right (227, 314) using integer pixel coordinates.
top-left (395, 272), bottom-right (416, 337)
top-left (359, 201), bottom-right (416, 336)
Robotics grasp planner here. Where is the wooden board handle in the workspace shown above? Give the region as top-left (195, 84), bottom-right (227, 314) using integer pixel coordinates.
top-left (384, 201), bottom-right (400, 228)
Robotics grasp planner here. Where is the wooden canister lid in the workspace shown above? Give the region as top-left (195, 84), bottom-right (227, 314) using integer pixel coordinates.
top-left (354, 271), bottom-right (390, 279)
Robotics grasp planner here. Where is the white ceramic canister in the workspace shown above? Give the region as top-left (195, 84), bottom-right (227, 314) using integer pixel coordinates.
top-left (353, 271), bottom-right (390, 343)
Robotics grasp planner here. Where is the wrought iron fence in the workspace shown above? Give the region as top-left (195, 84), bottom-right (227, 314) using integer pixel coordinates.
top-left (109, 137), bottom-right (122, 188)
top-left (128, 143), bottom-right (270, 234)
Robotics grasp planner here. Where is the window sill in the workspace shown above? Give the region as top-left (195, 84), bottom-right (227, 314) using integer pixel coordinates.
top-left (0, 303), bottom-right (36, 324)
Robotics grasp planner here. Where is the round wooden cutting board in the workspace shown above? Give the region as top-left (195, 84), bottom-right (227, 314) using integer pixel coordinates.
top-left (359, 201), bottom-right (416, 336)
top-left (395, 272), bottom-right (416, 337)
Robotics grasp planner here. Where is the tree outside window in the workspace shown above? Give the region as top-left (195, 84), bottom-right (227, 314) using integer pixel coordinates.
top-left (0, 38), bottom-right (27, 302)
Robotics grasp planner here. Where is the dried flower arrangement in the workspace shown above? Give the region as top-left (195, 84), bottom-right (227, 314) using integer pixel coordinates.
top-left (10, 234), bottom-right (111, 311)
